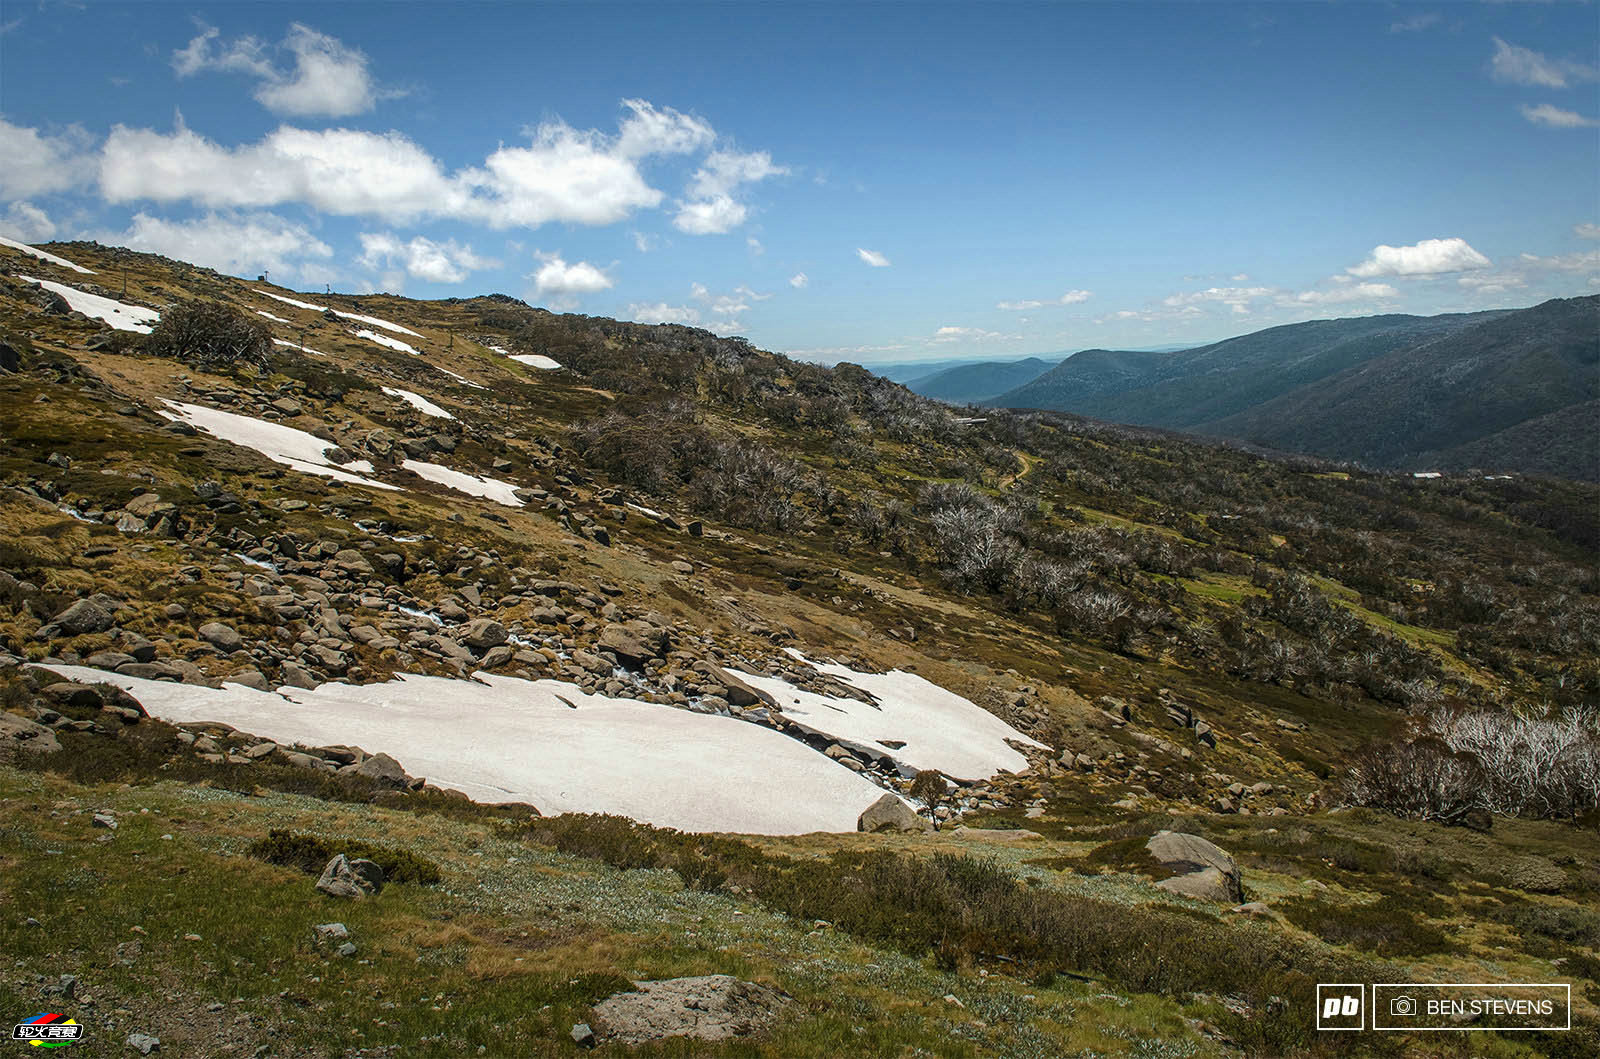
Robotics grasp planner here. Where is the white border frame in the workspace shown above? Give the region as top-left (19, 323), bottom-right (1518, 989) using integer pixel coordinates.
top-left (1371, 983), bottom-right (1571, 1032)
top-left (1316, 983), bottom-right (1366, 1031)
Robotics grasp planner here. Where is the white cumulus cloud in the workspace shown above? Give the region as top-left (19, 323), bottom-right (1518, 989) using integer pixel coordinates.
top-left (673, 149), bottom-right (786, 234)
top-left (96, 100), bottom-right (758, 234)
top-left (1520, 103), bottom-right (1600, 128)
top-left (628, 302), bottom-right (701, 326)
top-left (789, 272), bottom-right (808, 288)
top-left (1576, 223), bottom-right (1600, 240)
top-left (173, 22), bottom-right (389, 118)
top-left (1347, 237), bottom-right (1490, 278)
top-left (857, 247), bottom-right (890, 267)
top-left (531, 252), bottom-right (613, 309)
top-left (0, 201), bottom-right (57, 242)
top-left (358, 232), bottom-right (494, 284)
top-left (110, 211), bottom-right (333, 280)
top-left (0, 118), bottom-right (93, 200)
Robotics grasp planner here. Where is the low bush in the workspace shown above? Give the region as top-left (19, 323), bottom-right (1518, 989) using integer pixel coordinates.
top-left (142, 299), bottom-right (273, 372)
top-left (521, 811), bottom-right (1384, 1050)
top-left (247, 828), bottom-right (442, 885)
top-left (1278, 893), bottom-right (1454, 957)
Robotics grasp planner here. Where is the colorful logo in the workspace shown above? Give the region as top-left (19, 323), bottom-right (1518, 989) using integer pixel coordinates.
top-left (11, 1014), bottom-right (83, 1047)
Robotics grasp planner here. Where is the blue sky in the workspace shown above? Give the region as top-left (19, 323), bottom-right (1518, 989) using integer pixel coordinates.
top-left (1, 1), bottom-right (1596, 364)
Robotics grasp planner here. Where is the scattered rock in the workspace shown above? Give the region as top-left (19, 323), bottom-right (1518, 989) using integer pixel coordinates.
top-left (51, 599), bottom-right (115, 636)
top-left (856, 793), bottom-right (932, 833)
top-left (0, 712), bottom-right (61, 759)
top-left (125, 1032), bottom-right (160, 1054)
top-left (591, 975), bottom-right (787, 1045)
top-left (570, 1023), bottom-right (596, 1049)
top-left (353, 752), bottom-right (409, 786)
top-left (314, 854), bottom-right (385, 898)
top-left (1146, 830), bottom-right (1243, 903)
top-left (459, 618), bottom-right (508, 651)
top-left (197, 622), bottom-right (243, 651)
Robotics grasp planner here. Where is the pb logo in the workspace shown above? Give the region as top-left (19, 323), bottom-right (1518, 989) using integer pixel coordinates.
top-left (1317, 984), bottom-right (1365, 1031)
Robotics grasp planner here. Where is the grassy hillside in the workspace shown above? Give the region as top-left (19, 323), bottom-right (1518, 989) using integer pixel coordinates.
top-left (1, 237), bottom-right (1596, 1056)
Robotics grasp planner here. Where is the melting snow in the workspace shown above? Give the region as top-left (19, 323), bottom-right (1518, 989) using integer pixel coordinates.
top-left (511, 353), bottom-right (563, 370)
top-left (18, 276), bottom-right (159, 333)
top-left (0, 235), bottom-right (94, 274)
top-left (401, 459), bottom-right (523, 506)
top-left (159, 401), bottom-right (397, 490)
top-left (255, 289), bottom-right (421, 336)
top-left (728, 651), bottom-right (1048, 780)
top-left (356, 329), bottom-right (421, 355)
top-left (437, 367), bottom-right (486, 389)
top-left (256, 309), bottom-right (292, 325)
top-left (381, 386), bottom-right (455, 420)
top-left (273, 338), bottom-right (326, 357)
top-left (490, 344), bottom-right (562, 369)
top-left (34, 666), bottom-right (891, 834)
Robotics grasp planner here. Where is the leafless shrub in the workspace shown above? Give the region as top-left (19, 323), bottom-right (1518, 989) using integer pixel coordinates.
top-left (142, 299), bottom-right (273, 371)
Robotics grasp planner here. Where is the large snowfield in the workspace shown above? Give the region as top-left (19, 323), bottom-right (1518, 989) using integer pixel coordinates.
top-left (18, 276), bottom-right (160, 333)
top-left (159, 401), bottom-right (398, 489)
top-left (728, 651), bottom-right (1047, 780)
top-left (36, 665), bottom-right (893, 835)
top-left (0, 236), bottom-right (94, 274)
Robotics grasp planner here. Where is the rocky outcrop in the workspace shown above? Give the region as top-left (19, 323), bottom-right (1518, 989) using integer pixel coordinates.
top-left (591, 975), bottom-right (788, 1045)
top-left (1146, 830), bottom-right (1243, 903)
top-left (315, 854), bottom-right (385, 898)
top-left (856, 793), bottom-right (931, 833)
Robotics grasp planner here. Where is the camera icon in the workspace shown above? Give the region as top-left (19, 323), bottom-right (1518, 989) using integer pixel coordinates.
top-left (1390, 995), bottom-right (1416, 1016)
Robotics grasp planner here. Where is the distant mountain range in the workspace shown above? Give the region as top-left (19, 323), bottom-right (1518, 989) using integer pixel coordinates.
top-left (983, 296), bottom-right (1599, 481)
top-left (905, 356), bottom-right (1062, 403)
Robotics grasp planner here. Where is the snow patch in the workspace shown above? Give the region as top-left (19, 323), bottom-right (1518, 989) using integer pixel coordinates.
top-left (159, 401), bottom-right (398, 490)
top-left (356, 329), bottom-right (421, 355)
top-left (34, 665), bottom-right (890, 835)
top-left (0, 235), bottom-right (94, 274)
top-left (511, 353), bottom-right (563, 370)
top-left (728, 651), bottom-right (1048, 780)
top-left (400, 459), bottom-right (523, 506)
top-left (381, 386), bottom-right (455, 420)
top-left (436, 367), bottom-right (486, 389)
top-left (18, 275), bottom-right (159, 333)
top-left (255, 309), bottom-right (292, 325)
top-left (273, 338), bottom-right (326, 357)
top-left (255, 289), bottom-right (421, 336)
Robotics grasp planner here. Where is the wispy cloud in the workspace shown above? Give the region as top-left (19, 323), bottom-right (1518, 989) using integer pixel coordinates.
top-left (1390, 13), bottom-right (1440, 34)
top-left (1520, 103), bottom-right (1600, 128)
top-left (1490, 37), bottom-right (1598, 89)
top-left (173, 21), bottom-right (396, 118)
top-left (856, 247), bottom-right (890, 267)
top-left (996, 289), bottom-right (1091, 311)
top-left (789, 272), bottom-right (808, 288)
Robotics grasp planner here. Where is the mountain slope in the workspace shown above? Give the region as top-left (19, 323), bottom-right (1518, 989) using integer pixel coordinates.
top-left (991, 311), bottom-right (1503, 427)
top-left (989, 300), bottom-right (1597, 478)
top-left (1201, 296), bottom-right (1599, 474)
top-left (905, 355), bottom-right (1059, 404)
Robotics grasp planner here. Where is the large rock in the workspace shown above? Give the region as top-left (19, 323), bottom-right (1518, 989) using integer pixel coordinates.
top-left (315, 854), bottom-right (385, 898)
top-left (598, 624), bottom-right (655, 669)
top-left (51, 599), bottom-right (115, 636)
top-left (591, 975), bottom-right (787, 1045)
top-left (708, 665), bottom-right (776, 709)
top-left (0, 712), bottom-right (61, 761)
top-left (458, 618), bottom-right (507, 651)
top-left (856, 793), bottom-right (932, 833)
top-left (197, 622), bottom-right (243, 651)
top-left (353, 752), bottom-right (409, 786)
top-left (1146, 830), bottom-right (1242, 902)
